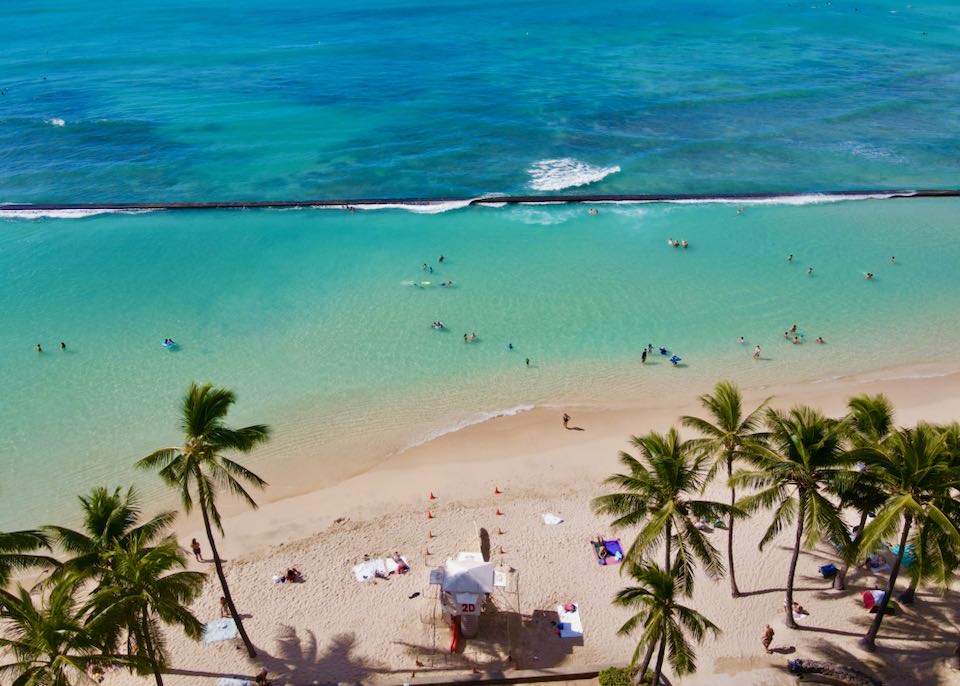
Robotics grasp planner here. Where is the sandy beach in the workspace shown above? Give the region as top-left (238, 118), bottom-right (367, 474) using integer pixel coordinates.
top-left (100, 364), bottom-right (960, 686)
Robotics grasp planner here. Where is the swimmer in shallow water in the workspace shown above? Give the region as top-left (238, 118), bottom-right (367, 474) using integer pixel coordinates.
top-left (787, 254), bottom-right (793, 262)
top-left (890, 256), bottom-right (896, 264)
top-left (35, 343), bottom-right (42, 353)
top-left (816, 336), bottom-right (825, 344)
top-left (738, 336), bottom-right (745, 345)
top-left (865, 272), bottom-right (873, 280)
top-left (753, 345), bottom-right (761, 359)
top-left (470, 332), bottom-right (478, 341)
top-left (588, 208), bottom-right (598, 215)
top-left (790, 324), bottom-right (797, 333)
top-left (681, 240), bottom-right (688, 248)
top-left (807, 266), bottom-right (813, 276)
top-left (793, 336), bottom-right (801, 345)
top-left (59, 341), bottom-right (66, 350)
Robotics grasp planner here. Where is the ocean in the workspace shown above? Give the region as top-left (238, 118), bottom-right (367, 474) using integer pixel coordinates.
top-left (2, 0), bottom-right (960, 529)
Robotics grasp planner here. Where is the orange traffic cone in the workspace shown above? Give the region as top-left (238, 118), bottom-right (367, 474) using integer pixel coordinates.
top-left (497, 527), bottom-right (505, 535)
top-left (427, 511), bottom-right (434, 520)
top-left (498, 545), bottom-right (506, 555)
top-left (495, 486), bottom-right (502, 494)
top-left (429, 492), bottom-right (437, 500)
top-left (425, 547), bottom-right (432, 556)
top-left (495, 508), bottom-right (504, 516)
top-left (428, 530), bottom-right (435, 539)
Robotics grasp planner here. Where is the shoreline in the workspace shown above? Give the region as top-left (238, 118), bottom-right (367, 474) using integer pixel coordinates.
top-left (168, 359), bottom-right (960, 556)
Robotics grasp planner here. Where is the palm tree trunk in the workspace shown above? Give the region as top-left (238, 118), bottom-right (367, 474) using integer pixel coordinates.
top-left (200, 504), bottom-right (257, 658)
top-left (727, 456), bottom-right (740, 597)
top-left (652, 636), bottom-right (667, 686)
top-left (835, 510), bottom-right (868, 591)
top-left (859, 515), bottom-right (912, 652)
top-left (899, 522), bottom-right (925, 604)
top-left (139, 612), bottom-right (164, 686)
top-left (636, 640), bottom-right (656, 684)
top-left (784, 496), bottom-right (805, 630)
top-left (664, 521), bottom-right (672, 570)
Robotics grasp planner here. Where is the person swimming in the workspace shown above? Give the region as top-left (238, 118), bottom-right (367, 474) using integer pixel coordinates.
top-left (470, 332), bottom-right (478, 341)
top-left (865, 272), bottom-right (873, 280)
top-left (35, 343), bottom-right (42, 353)
top-left (787, 254), bottom-right (793, 262)
top-left (753, 345), bottom-right (761, 359)
top-left (816, 336), bottom-right (825, 344)
top-left (681, 240), bottom-right (688, 248)
top-left (659, 346), bottom-right (668, 355)
top-left (890, 256), bottom-right (896, 264)
top-left (439, 255), bottom-right (445, 263)
top-left (59, 341), bottom-right (66, 350)
top-left (463, 334), bottom-right (468, 342)
top-left (793, 336), bottom-right (801, 345)
top-left (738, 336), bottom-right (745, 345)
top-left (641, 349), bottom-right (647, 363)
top-left (588, 208), bottom-right (598, 215)
top-left (432, 321), bottom-right (444, 329)
top-left (807, 266), bottom-right (813, 275)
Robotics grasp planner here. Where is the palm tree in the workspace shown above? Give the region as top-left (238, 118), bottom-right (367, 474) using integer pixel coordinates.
top-left (0, 577), bottom-right (142, 686)
top-left (46, 487), bottom-right (175, 581)
top-left (592, 428), bottom-right (726, 593)
top-left (615, 560), bottom-right (719, 685)
top-left (86, 535), bottom-right (205, 686)
top-left (733, 406), bottom-right (852, 629)
top-left (681, 381), bottom-right (768, 597)
top-left (0, 530), bottom-right (58, 589)
top-left (137, 382), bottom-right (270, 658)
top-left (829, 394), bottom-right (895, 591)
top-left (856, 423), bottom-right (960, 651)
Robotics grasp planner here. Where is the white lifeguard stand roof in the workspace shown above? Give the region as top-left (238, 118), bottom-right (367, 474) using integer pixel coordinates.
top-left (441, 552), bottom-right (495, 594)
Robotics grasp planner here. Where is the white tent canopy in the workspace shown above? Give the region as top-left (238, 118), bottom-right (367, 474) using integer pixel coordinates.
top-left (441, 557), bottom-right (495, 595)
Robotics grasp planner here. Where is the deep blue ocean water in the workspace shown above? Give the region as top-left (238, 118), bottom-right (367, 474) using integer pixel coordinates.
top-left (2, 0), bottom-right (959, 202)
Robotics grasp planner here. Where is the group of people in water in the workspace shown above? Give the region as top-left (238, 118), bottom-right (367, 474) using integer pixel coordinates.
top-left (34, 342), bottom-right (66, 352)
top-left (667, 238), bottom-right (689, 248)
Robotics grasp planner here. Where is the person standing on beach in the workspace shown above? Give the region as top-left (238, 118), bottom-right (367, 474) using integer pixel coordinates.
top-left (753, 345), bottom-right (761, 359)
top-left (762, 624), bottom-right (774, 653)
top-left (562, 413), bottom-right (570, 429)
top-left (525, 358), bottom-right (530, 367)
top-left (190, 538), bottom-right (204, 562)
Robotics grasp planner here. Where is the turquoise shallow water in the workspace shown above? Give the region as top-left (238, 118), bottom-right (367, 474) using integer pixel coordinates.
top-left (2, 0), bottom-right (960, 529)
top-left (3, 198), bottom-right (960, 528)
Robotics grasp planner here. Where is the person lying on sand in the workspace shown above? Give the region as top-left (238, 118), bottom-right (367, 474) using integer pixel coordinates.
top-left (393, 553), bottom-right (410, 574)
top-left (286, 567), bottom-right (303, 583)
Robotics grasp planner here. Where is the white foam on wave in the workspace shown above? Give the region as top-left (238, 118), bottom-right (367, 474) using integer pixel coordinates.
top-left (400, 404), bottom-right (536, 453)
top-left (527, 158), bottom-right (621, 191)
top-left (655, 192), bottom-right (908, 206)
top-left (0, 207), bottom-right (156, 220)
top-left (312, 195), bottom-right (508, 214)
top-left (47, 118), bottom-right (65, 127)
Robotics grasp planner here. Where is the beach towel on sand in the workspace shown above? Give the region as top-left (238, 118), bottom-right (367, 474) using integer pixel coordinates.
top-left (203, 618), bottom-right (238, 644)
top-left (215, 679), bottom-right (250, 686)
top-left (590, 539), bottom-right (623, 566)
top-left (542, 513), bottom-right (564, 525)
top-left (556, 602), bottom-right (583, 638)
top-left (352, 557), bottom-right (408, 582)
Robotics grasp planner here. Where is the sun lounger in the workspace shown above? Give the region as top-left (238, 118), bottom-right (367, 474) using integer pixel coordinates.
top-left (889, 544), bottom-right (916, 568)
top-left (556, 602), bottom-right (583, 638)
top-left (202, 618), bottom-right (238, 644)
top-left (590, 539), bottom-right (623, 566)
top-left (818, 563), bottom-right (838, 578)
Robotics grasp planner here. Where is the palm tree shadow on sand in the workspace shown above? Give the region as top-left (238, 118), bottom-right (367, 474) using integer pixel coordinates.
top-left (263, 628), bottom-right (385, 685)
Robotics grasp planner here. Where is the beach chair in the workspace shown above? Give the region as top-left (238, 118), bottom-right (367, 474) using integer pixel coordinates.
top-left (818, 563), bottom-right (838, 578)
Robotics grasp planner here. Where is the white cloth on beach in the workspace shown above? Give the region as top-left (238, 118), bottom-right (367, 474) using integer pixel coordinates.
top-left (353, 559), bottom-right (388, 582)
top-left (542, 513), bottom-right (564, 525)
top-left (352, 556), bottom-right (408, 582)
top-left (556, 602), bottom-right (583, 638)
top-left (216, 679), bottom-right (250, 686)
top-left (203, 618), bottom-right (238, 644)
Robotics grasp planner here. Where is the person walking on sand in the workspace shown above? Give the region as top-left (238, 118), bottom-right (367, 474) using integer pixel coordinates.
top-left (220, 597), bottom-right (230, 618)
top-left (762, 624), bottom-right (775, 653)
top-left (190, 538), bottom-right (204, 562)
top-left (562, 413), bottom-right (570, 429)
top-left (753, 345), bottom-right (761, 360)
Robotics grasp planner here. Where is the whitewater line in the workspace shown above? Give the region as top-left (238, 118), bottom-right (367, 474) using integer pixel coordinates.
top-left (1, 189), bottom-right (958, 213)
